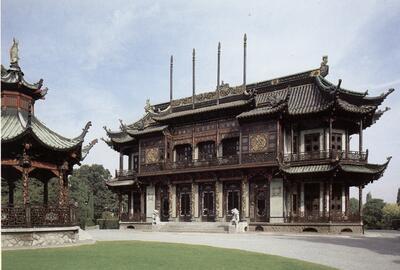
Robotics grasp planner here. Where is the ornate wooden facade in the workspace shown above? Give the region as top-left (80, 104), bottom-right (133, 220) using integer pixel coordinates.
top-left (1, 40), bottom-right (96, 228)
top-left (105, 42), bottom-right (393, 232)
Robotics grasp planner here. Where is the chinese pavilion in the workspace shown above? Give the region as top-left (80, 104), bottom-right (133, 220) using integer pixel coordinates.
top-left (104, 35), bottom-right (393, 233)
top-left (1, 39), bottom-right (97, 228)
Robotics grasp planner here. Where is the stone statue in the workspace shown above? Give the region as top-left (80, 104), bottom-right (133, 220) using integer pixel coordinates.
top-left (10, 38), bottom-right (19, 64)
top-left (152, 209), bottom-right (160, 224)
top-left (231, 208), bottom-right (240, 226)
top-left (144, 99), bottom-right (152, 112)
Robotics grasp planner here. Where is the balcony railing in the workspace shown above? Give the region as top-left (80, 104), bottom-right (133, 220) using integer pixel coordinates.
top-left (115, 169), bottom-right (137, 179)
top-left (288, 212), bottom-right (361, 223)
top-left (140, 152), bottom-right (277, 173)
top-left (283, 150), bottom-right (367, 163)
top-left (1, 204), bottom-right (79, 228)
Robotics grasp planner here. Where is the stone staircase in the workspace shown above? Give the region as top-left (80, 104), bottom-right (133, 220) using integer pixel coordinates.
top-left (150, 222), bottom-right (230, 233)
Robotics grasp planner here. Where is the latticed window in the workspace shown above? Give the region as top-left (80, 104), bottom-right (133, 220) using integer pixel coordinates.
top-left (222, 137), bottom-right (239, 157)
top-left (304, 133), bottom-right (320, 152)
top-left (176, 144), bottom-right (192, 162)
top-left (331, 133), bottom-right (343, 151)
top-left (198, 141), bottom-right (216, 160)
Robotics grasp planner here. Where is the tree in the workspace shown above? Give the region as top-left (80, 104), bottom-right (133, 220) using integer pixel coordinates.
top-left (397, 188), bottom-right (400, 205)
top-left (69, 164), bottom-right (116, 226)
top-left (366, 192), bottom-right (372, 202)
top-left (363, 198), bottom-right (385, 229)
top-left (349, 198), bottom-right (359, 214)
top-left (382, 203), bottom-right (400, 228)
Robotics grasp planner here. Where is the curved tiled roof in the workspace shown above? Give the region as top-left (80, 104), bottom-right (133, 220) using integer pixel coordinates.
top-left (1, 108), bottom-right (89, 151)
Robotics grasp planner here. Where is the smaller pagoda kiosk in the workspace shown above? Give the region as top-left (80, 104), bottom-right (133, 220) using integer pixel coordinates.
top-left (1, 39), bottom-right (97, 248)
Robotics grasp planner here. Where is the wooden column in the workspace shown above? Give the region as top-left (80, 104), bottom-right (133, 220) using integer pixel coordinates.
top-left (22, 168), bottom-right (30, 205)
top-left (300, 182), bottom-right (305, 217)
top-left (119, 152), bottom-right (124, 171)
top-left (328, 117), bottom-right (333, 156)
top-left (215, 179), bottom-right (223, 221)
top-left (358, 186), bottom-right (363, 220)
top-left (290, 124), bottom-right (294, 160)
top-left (8, 181), bottom-right (15, 206)
top-left (328, 180), bottom-right (333, 222)
top-left (43, 180), bottom-right (49, 205)
top-left (359, 119), bottom-right (363, 153)
top-left (241, 174), bottom-right (249, 220)
top-left (191, 181), bottom-right (199, 221)
top-left (63, 175), bottom-right (69, 205)
top-left (140, 190), bottom-right (145, 221)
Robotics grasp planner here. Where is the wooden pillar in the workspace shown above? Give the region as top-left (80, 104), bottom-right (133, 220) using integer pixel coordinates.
top-left (140, 190), bottom-right (145, 221)
top-left (128, 192), bottom-right (132, 218)
top-left (328, 180), bottom-right (333, 222)
top-left (300, 182), bottom-right (304, 217)
top-left (277, 119), bottom-right (281, 160)
top-left (191, 181), bottom-right (199, 221)
top-left (328, 117), bottom-right (333, 156)
top-left (22, 168), bottom-right (30, 205)
top-left (43, 180), bottom-right (49, 205)
top-left (345, 185), bottom-right (350, 216)
top-left (341, 184), bottom-right (346, 214)
top-left (290, 124), bottom-right (294, 160)
top-left (119, 152), bottom-right (124, 171)
top-left (8, 181), bottom-right (15, 206)
top-left (358, 186), bottom-right (363, 220)
top-left (63, 175), bottom-right (69, 205)
top-left (359, 119), bottom-right (363, 153)
top-left (241, 174), bottom-right (249, 220)
top-left (215, 179), bottom-right (223, 221)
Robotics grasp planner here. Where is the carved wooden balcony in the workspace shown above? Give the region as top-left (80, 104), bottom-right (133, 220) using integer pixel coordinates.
top-left (283, 150), bottom-right (368, 164)
top-left (1, 204), bottom-right (79, 228)
top-left (115, 169), bottom-right (137, 179)
top-left (241, 151), bottom-right (276, 164)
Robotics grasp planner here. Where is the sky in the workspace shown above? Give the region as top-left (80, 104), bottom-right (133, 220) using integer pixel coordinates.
top-left (2, 0), bottom-right (399, 202)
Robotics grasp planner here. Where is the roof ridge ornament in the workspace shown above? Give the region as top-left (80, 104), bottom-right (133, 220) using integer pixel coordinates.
top-left (320, 55), bottom-right (329, 77)
top-left (76, 121), bottom-right (92, 140)
top-left (10, 38), bottom-right (20, 67)
top-left (81, 139), bottom-right (98, 160)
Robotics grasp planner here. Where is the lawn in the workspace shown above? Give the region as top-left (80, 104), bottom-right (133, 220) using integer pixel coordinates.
top-left (2, 241), bottom-right (336, 270)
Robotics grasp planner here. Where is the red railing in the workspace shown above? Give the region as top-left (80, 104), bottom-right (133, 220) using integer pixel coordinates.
top-left (1, 205), bottom-right (79, 228)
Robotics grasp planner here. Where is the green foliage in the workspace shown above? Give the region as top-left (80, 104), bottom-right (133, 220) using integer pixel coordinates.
top-left (97, 219), bottom-right (119, 229)
top-left (366, 192), bottom-right (372, 202)
top-left (69, 164), bottom-right (116, 227)
top-left (363, 198), bottom-right (385, 229)
top-left (349, 198), bottom-right (359, 214)
top-left (382, 203), bottom-right (400, 229)
top-left (2, 241), bottom-right (335, 270)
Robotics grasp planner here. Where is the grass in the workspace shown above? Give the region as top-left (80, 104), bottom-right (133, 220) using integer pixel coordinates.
top-left (2, 241), bottom-right (336, 270)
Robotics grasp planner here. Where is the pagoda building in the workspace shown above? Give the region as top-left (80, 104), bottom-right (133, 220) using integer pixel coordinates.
top-left (1, 39), bottom-right (97, 229)
top-left (104, 36), bottom-right (393, 233)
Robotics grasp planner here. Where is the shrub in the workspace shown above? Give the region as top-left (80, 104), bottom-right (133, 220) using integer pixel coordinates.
top-left (382, 203), bottom-right (400, 229)
top-left (363, 198), bottom-right (385, 229)
top-left (97, 218), bottom-right (119, 229)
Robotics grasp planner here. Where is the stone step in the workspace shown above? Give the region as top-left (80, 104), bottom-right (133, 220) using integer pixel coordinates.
top-left (152, 222), bottom-right (230, 233)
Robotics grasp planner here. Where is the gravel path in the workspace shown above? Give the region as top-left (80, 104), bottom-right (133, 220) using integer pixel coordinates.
top-left (87, 229), bottom-right (400, 270)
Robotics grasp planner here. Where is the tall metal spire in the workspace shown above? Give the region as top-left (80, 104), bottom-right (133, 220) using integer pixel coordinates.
top-left (170, 55), bottom-right (173, 102)
top-left (192, 48), bottom-right (196, 109)
top-left (243, 33), bottom-right (247, 87)
top-left (217, 42), bottom-right (221, 105)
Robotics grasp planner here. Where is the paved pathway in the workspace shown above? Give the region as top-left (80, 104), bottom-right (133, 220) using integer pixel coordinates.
top-left (88, 229), bottom-right (400, 270)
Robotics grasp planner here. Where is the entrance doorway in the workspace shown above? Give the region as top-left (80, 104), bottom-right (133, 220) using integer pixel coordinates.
top-left (159, 185), bottom-right (169, 221)
top-left (200, 183), bottom-right (215, 222)
top-left (177, 184), bottom-right (191, 222)
top-left (304, 183), bottom-right (320, 218)
top-left (250, 179), bottom-right (269, 222)
top-left (224, 182), bottom-right (240, 221)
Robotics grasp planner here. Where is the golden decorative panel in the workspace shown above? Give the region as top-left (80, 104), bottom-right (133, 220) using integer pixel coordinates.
top-left (145, 147), bottom-right (159, 163)
top-left (249, 134), bottom-right (268, 152)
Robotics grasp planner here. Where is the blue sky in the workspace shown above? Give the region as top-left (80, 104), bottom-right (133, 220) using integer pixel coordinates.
top-left (2, 0), bottom-right (400, 202)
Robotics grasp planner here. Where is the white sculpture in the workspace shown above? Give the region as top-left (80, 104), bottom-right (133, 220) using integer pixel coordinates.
top-left (231, 208), bottom-right (240, 226)
top-left (10, 38), bottom-right (19, 64)
top-left (152, 209), bottom-right (160, 224)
